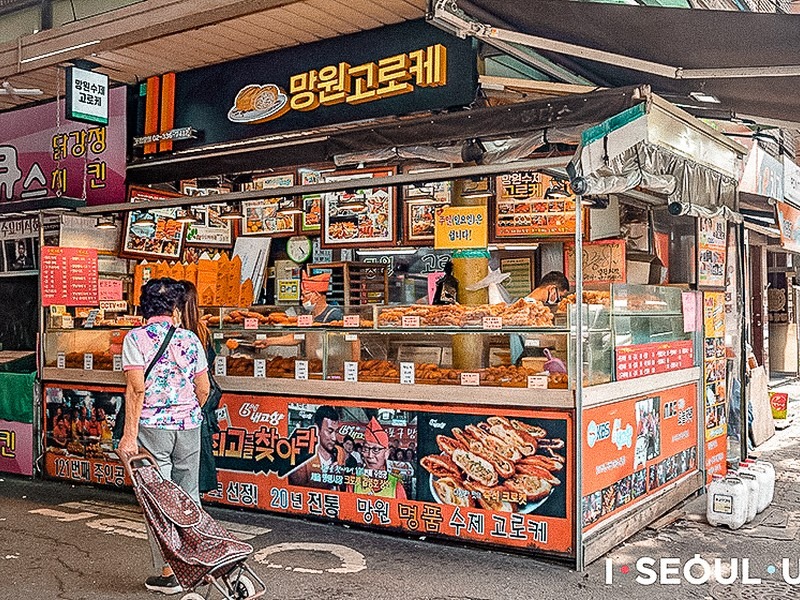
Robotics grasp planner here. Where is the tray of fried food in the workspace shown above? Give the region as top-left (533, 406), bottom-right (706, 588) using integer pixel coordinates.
top-left (500, 298), bottom-right (555, 327)
top-left (421, 415), bottom-right (565, 512)
top-left (415, 363), bottom-right (441, 385)
top-left (265, 312), bottom-right (297, 326)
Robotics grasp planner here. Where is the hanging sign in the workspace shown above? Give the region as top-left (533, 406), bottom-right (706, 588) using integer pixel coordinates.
top-left (66, 67), bottom-right (109, 125)
top-left (776, 201), bottom-right (800, 254)
top-left (697, 217), bottom-right (727, 289)
top-left (564, 239), bottom-right (626, 285)
top-left (40, 247), bottom-right (99, 306)
top-left (494, 171), bottom-right (578, 239)
top-left (434, 205), bottom-right (487, 250)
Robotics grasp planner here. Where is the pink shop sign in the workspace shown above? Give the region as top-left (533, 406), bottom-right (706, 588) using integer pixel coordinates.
top-left (0, 419), bottom-right (33, 476)
top-left (0, 86), bottom-right (126, 206)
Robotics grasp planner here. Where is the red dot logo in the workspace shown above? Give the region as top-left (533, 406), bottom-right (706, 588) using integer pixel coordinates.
top-left (620, 565), bottom-right (630, 574)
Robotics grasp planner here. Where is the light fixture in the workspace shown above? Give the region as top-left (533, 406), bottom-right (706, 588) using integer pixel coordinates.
top-left (134, 212), bottom-right (156, 226)
top-left (19, 40), bottom-right (101, 64)
top-left (175, 209), bottom-right (198, 224)
top-left (544, 179), bottom-right (571, 199)
top-left (689, 91), bottom-right (721, 104)
top-left (461, 138), bottom-right (486, 164)
top-left (219, 204), bottom-right (243, 220)
top-left (356, 247), bottom-right (418, 256)
top-left (581, 195), bottom-right (610, 209)
top-left (405, 196), bottom-right (447, 206)
top-left (0, 81), bottom-right (43, 96)
top-left (276, 198), bottom-right (304, 217)
top-left (337, 198), bottom-right (367, 211)
top-left (495, 244), bottom-right (539, 251)
top-left (94, 216), bottom-right (116, 229)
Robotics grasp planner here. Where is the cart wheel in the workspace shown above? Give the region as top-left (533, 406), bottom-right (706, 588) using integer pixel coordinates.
top-left (181, 593), bottom-right (205, 600)
top-left (233, 573), bottom-right (256, 599)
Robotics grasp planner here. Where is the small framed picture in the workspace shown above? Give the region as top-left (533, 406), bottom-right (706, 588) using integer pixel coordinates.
top-left (121, 186), bottom-right (186, 260)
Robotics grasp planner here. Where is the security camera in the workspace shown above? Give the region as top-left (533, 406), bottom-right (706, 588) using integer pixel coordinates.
top-left (668, 201), bottom-right (690, 216)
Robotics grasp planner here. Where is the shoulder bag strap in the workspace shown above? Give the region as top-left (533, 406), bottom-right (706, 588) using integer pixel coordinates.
top-left (144, 325), bottom-right (176, 380)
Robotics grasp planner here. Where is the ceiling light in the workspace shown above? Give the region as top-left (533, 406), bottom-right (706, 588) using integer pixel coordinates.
top-left (134, 212), bottom-right (155, 226)
top-left (357, 248), bottom-right (418, 256)
top-left (94, 216), bottom-right (116, 229)
top-left (0, 81), bottom-right (43, 96)
top-left (689, 91), bottom-right (721, 104)
top-left (219, 204), bottom-right (243, 220)
top-left (175, 209), bottom-right (198, 224)
top-left (276, 199), bottom-right (304, 216)
top-left (337, 200), bottom-right (367, 211)
top-left (20, 40), bottom-right (101, 64)
top-left (497, 244), bottom-right (539, 251)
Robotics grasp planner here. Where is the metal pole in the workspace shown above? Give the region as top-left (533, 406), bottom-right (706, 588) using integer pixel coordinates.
top-left (739, 223), bottom-right (750, 460)
top-left (33, 211), bottom-right (45, 478)
top-left (574, 196), bottom-right (584, 570)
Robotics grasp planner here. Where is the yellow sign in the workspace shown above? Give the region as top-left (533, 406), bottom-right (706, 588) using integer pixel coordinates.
top-left (434, 206), bottom-right (488, 250)
top-left (277, 279), bottom-right (301, 302)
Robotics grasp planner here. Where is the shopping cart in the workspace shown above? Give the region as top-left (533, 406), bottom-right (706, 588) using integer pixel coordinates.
top-left (120, 449), bottom-right (267, 600)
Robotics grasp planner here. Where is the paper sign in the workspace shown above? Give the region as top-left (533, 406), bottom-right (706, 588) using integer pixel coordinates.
top-left (215, 356), bottom-right (227, 377)
top-left (113, 355), bottom-right (122, 372)
top-left (295, 360), bottom-right (309, 380)
top-left (244, 317), bottom-right (259, 330)
top-left (344, 361), bottom-right (359, 382)
top-left (50, 305), bottom-right (67, 316)
top-left (402, 315), bottom-right (421, 328)
top-left (98, 279), bottom-right (123, 301)
top-left (460, 372), bottom-right (480, 386)
top-left (256, 333), bottom-right (267, 340)
top-left (345, 334), bottom-right (358, 342)
top-left (84, 309), bottom-right (100, 329)
top-left (434, 205), bottom-right (488, 250)
top-left (482, 316), bottom-right (502, 330)
top-left (57, 352), bottom-right (65, 369)
top-left (400, 362), bottom-right (415, 385)
top-left (254, 359), bottom-right (266, 378)
top-left (343, 315), bottom-right (360, 328)
top-left (527, 375), bottom-right (548, 389)
top-left (427, 272), bottom-right (445, 304)
top-left (524, 338), bottom-right (540, 348)
top-left (297, 315), bottom-right (313, 327)
top-left (83, 353), bottom-right (94, 370)
top-left (99, 301), bottom-right (127, 312)
top-left (564, 239), bottom-right (626, 284)
top-left (40, 247), bottom-right (99, 306)
top-left (682, 291), bottom-right (699, 333)
top-left (213, 332), bottom-right (223, 340)
top-left (294, 333), bottom-right (306, 341)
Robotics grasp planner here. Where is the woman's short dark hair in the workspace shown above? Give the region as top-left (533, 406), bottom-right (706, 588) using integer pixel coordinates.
top-left (140, 278), bottom-right (184, 319)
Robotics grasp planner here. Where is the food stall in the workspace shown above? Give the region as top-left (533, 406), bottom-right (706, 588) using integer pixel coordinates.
top-left (37, 21), bottom-right (746, 568)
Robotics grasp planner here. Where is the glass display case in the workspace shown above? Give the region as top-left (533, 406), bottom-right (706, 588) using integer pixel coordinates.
top-left (44, 328), bottom-right (128, 371)
top-left (609, 284), bottom-right (690, 347)
top-left (204, 304), bottom-right (375, 328)
top-left (211, 329), bottom-right (326, 379)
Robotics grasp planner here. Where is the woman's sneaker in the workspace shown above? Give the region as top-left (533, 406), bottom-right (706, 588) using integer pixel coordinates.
top-left (145, 574), bottom-right (182, 595)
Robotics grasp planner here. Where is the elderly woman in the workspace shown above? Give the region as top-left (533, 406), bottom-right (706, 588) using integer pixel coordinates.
top-left (118, 277), bottom-right (209, 595)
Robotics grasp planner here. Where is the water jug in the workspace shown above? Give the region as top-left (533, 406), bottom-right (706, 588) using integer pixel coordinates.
top-left (707, 475), bottom-right (748, 530)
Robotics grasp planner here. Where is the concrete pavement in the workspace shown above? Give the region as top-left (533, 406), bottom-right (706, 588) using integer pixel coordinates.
top-left (1, 401), bottom-right (798, 600)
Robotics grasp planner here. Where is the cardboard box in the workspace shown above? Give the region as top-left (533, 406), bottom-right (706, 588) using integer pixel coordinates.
top-left (626, 251), bottom-right (666, 285)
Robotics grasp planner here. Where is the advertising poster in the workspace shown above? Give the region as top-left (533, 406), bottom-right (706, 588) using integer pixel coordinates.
top-left (0, 419), bottom-right (34, 476)
top-left (42, 385), bottom-right (130, 487)
top-left (581, 384), bottom-right (698, 531)
top-left (209, 394), bottom-right (574, 556)
top-left (697, 217), bottom-right (727, 289)
top-left (494, 171), bottom-right (578, 239)
top-left (703, 292), bottom-right (727, 479)
top-left (241, 172), bottom-right (297, 236)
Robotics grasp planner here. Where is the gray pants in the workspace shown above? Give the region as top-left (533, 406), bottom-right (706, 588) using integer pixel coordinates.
top-left (138, 425), bottom-right (201, 572)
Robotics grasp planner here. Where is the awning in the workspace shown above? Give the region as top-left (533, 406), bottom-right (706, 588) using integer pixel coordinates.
top-left (450, 0), bottom-right (800, 128)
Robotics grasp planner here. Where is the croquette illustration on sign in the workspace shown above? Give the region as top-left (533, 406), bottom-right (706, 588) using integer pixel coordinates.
top-left (227, 44), bottom-right (447, 125)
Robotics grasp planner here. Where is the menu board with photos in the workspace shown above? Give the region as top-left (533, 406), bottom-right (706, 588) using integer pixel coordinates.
top-left (242, 172), bottom-right (297, 236)
top-left (494, 171), bottom-right (578, 239)
top-left (697, 216), bottom-right (727, 289)
top-left (41, 246), bottom-right (99, 306)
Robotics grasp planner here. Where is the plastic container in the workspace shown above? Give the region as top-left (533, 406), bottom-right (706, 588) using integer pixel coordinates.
top-left (707, 475), bottom-right (749, 530)
top-left (741, 460), bottom-right (774, 512)
top-left (735, 471), bottom-right (758, 523)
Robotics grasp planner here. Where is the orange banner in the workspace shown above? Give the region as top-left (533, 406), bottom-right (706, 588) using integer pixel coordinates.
top-left (581, 384), bottom-right (699, 531)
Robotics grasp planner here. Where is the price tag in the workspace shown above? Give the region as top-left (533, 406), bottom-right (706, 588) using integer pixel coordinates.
top-left (343, 314), bottom-right (361, 328)
top-left (295, 360), bottom-right (309, 380)
top-left (482, 316), bottom-right (503, 330)
top-left (83, 353), bottom-right (94, 370)
top-left (256, 333), bottom-right (267, 340)
top-left (402, 315), bottom-right (421, 328)
top-left (460, 372), bottom-right (480, 386)
top-left (254, 358), bottom-right (266, 378)
top-left (344, 361), bottom-right (358, 382)
top-left (62, 315), bottom-right (74, 329)
top-left (113, 355), bottom-right (122, 372)
top-left (57, 352), bottom-right (65, 369)
top-left (527, 375), bottom-right (549, 389)
top-left (524, 338), bottom-right (541, 348)
top-left (293, 333), bottom-right (306, 341)
top-left (244, 317), bottom-right (259, 330)
top-left (400, 362), bottom-right (415, 385)
top-left (215, 356), bottom-right (227, 377)
top-left (345, 334), bottom-right (358, 342)
top-left (297, 314), bottom-right (313, 327)
top-left (213, 332), bottom-right (223, 340)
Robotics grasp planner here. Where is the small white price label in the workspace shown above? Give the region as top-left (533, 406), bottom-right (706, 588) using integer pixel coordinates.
top-left (62, 315), bottom-right (74, 329)
top-left (482, 316), bottom-right (503, 330)
top-left (244, 317), bottom-right (259, 330)
top-left (344, 361), bottom-right (359, 382)
top-left (56, 352), bottom-right (65, 369)
top-left (345, 334), bottom-right (358, 342)
top-left (213, 332), bottom-right (224, 340)
top-left (524, 338), bottom-right (541, 348)
top-left (256, 333), bottom-right (267, 340)
top-left (295, 360), bottom-right (309, 380)
top-left (343, 314), bottom-right (360, 328)
top-left (401, 315), bottom-right (421, 328)
top-left (460, 372), bottom-right (480, 386)
top-left (214, 356), bottom-right (227, 377)
top-left (297, 314), bottom-right (313, 327)
top-left (527, 375), bottom-right (549, 389)
top-left (113, 355), bottom-right (122, 372)
top-left (254, 358), bottom-right (266, 378)
top-left (293, 333), bottom-right (306, 341)
top-left (400, 362), bottom-right (415, 385)
top-left (83, 353), bottom-right (94, 370)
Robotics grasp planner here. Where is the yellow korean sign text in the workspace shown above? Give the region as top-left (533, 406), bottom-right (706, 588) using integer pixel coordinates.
top-left (434, 206), bottom-right (488, 250)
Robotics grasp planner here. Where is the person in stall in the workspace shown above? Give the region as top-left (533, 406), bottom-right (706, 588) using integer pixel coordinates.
top-left (511, 271), bottom-right (570, 366)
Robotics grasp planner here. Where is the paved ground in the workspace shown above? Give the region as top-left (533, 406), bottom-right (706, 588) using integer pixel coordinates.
top-left (1, 399), bottom-right (798, 600)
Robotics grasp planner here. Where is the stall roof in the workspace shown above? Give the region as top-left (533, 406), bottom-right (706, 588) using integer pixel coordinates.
top-left (453, 0), bottom-right (800, 128)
